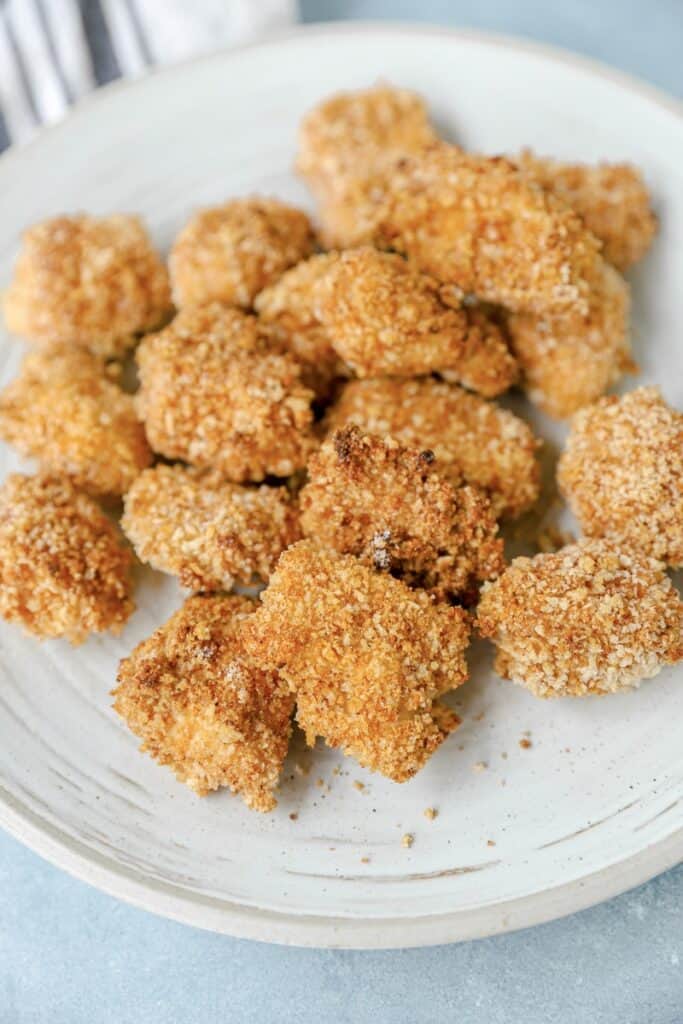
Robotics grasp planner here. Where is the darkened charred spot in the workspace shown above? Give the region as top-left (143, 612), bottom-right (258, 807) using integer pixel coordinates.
top-left (419, 449), bottom-right (435, 464)
top-left (333, 425), bottom-right (361, 463)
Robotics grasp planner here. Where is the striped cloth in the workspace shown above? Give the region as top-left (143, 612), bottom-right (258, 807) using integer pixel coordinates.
top-left (0, 0), bottom-right (297, 151)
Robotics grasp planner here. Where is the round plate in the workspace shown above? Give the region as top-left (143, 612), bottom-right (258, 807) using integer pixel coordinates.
top-left (0, 23), bottom-right (682, 949)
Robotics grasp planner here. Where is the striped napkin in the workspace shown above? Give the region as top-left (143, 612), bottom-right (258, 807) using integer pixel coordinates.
top-left (0, 0), bottom-right (298, 151)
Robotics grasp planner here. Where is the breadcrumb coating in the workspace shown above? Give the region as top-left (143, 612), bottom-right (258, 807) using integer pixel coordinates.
top-left (516, 150), bottom-right (657, 271)
top-left (242, 541), bottom-right (469, 781)
top-left (325, 377), bottom-right (540, 519)
top-left (114, 594), bottom-right (293, 810)
top-left (315, 248), bottom-right (517, 394)
top-left (136, 304), bottom-right (316, 481)
top-left (122, 463), bottom-right (301, 591)
top-left (0, 346), bottom-right (152, 496)
top-left (3, 215), bottom-right (171, 358)
top-left (300, 427), bottom-right (503, 602)
top-left (0, 473), bottom-right (134, 643)
top-left (507, 262), bottom-right (631, 418)
top-left (169, 198), bottom-right (315, 309)
top-left (477, 539), bottom-right (683, 698)
top-left (558, 387), bottom-right (683, 566)
top-left (438, 305), bottom-right (519, 398)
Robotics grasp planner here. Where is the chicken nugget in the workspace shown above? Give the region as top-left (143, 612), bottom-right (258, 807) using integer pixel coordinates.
top-left (136, 304), bottom-right (316, 481)
top-left (516, 150), bottom-right (657, 271)
top-left (477, 539), bottom-right (683, 698)
top-left (242, 541), bottom-right (468, 781)
top-left (315, 248), bottom-right (517, 395)
top-left (169, 197), bottom-right (315, 310)
top-left (3, 215), bottom-right (171, 358)
top-left (558, 387), bottom-right (683, 566)
top-left (114, 594), bottom-right (293, 810)
top-left (0, 346), bottom-right (152, 496)
top-left (325, 377), bottom-right (540, 519)
top-left (0, 473), bottom-right (134, 643)
top-left (507, 262), bottom-right (631, 418)
top-left (123, 464), bottom-right (301, 591)
top-left (300, 427), bottom-right (503, 602)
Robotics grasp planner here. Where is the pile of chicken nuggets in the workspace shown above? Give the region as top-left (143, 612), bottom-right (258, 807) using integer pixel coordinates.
top-left (0, 84), bottom-right (681, 814)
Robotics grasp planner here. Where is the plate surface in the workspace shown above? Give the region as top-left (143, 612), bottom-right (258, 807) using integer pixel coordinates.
top-left (0, 23), bottom-right (682, 949)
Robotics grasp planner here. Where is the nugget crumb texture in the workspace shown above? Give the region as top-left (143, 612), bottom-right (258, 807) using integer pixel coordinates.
top-left (123, 464), bottom-right (301, 591)
top-left (242, 541), bottom-right (469, 781)
top-left (0, 473), bottom-right (134, 643)
top-left (169, 198), bottom-right (315, 309)
top-left (136, 304), bottom-right (316, 480)
top-left (3, 215), bottom-right (171, 357)
top-left (325, 377), bottom-right (540, 519)
top-left (0, 346), bottom-right (152, 496)
top-left (300, 427), bottom-right (503, 601)
top-left (114, 595), bottom-right (293, 810)
top-left (558, 388), bottom-right (683, 565)
top-left (517, 151), bottom-right (657, 271)
top-left (477, 539), bottom-right (683, 697)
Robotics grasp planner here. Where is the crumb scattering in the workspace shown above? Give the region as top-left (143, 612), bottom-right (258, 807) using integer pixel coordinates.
top-left (401, 833), bottom-right (414, 848)
top-left (424, 807), bottom-right (438, 820)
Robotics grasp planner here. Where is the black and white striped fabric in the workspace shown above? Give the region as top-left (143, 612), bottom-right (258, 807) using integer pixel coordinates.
top-left (0, 0), bottom-right (297, 151)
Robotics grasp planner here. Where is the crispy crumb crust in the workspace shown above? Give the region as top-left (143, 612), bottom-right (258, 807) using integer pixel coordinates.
top-left (3, 215), bottom-right (171, 358)
top-left (438, 305), bottom-right (519, 398)
top-left (242, 541), bottom-right (468, 781)
top-left (325, 377), bottom-right (540, 519)
top-left (136, 304), bottom-right (316, 481)
top-left (557, 387), bottom-right (683, 566)
top-left (122, 463), bottom-right (301, 591)
top-left (0, 346), bottom-right (152, 496)
top-left (114, 595), bottom-right (293, 810)
top-left (0, 473), bottom-right (134, 643)
top-left (507, 262), bottom-right (632, 418)
top-left (169, 197), bottom-right (315, 309)
top-left (516, 150), bottom-right (657, 271)
top-left (300, 427), bottom-right (503, 602)
top-left (477, 539), bottom-right (683, 697)
top-left (315, 248), bottom-right (518, 394)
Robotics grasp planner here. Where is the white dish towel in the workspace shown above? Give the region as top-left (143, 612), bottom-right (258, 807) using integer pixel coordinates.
top-left (0, 0), bottom-right (298, 150)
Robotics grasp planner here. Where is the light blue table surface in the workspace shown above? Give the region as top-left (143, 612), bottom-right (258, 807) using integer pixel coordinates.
top-left (2, 3), bottom-right (682, 1022)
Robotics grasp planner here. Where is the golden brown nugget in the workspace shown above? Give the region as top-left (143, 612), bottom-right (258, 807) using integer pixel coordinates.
top-left (169, 197), bottom-right (315, 310)
top-left (477, 540), bottom-right (683, 698)
top-left (242, 541), bottom-right (468, 781)
top-left (0, 346), bottom-right (152, 496)
top-left (136, 304), bottom-right (316, 481)
top-left (300, 427), bottom-right (503, 602)
top-left (254, 253), bottom-right (347, 396)
top-left (325, 377), bottom-right (541, 519)
top-left (122, 464), bottom-right (301, 591)
top-left (316, 248), bottom-right (518, 394)
top-left (516, 150), bottom-right (657, 271)
top-left (3, 215), bottom-right (171, 358)
top-left (507, 263), bottom-right (631, 418)
top-left (558, 387), bottom-right (683, 566)
top-left (114, 595), bottom-right (293, 810)
top-left (0, 473), bottom-right (134, 643)
top-left (438, 305), bottom-right (519, 399)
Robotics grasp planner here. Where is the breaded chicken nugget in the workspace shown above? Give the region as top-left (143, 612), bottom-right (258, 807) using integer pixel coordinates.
top-left (123, 464), bottom-right (301, 591)
top-left (169, 197), bottom-right (315, 310)
top-left (558, 387), bottom-right (683, 566)
top-left (114, 594), bottom-right (293, 810)
top-left (3, 215), bottom-right (171, 358)
top-left (315, 248), bottom-right (518, 394)
top-left (242, 541), bottom-right (468, 781)
top-left (477, 540), bottom-right (683, 698)
top-left (0, 473), bottom-right (133, 643)
top-left (325, 377), bottom-right (540, 519)
top-left (300, 427), bottom-right (503, 602)
top-left (507, 262), bottom-right (631, 418)
top-left (136, 304), bottom-right (316, 481)
top-left (516, 150), bottom-right (657, 271)
top-left (254, 253), bottom-right (348, 396)
top-left (0, 346), bottom-right (152, 496)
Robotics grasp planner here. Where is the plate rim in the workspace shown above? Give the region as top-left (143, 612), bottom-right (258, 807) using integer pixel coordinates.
top-left (0, 20), bottom-right (681, 948)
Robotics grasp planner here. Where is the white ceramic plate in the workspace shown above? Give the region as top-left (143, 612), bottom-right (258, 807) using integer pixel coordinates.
top-left (0, 24), bottom-right (682, 949)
